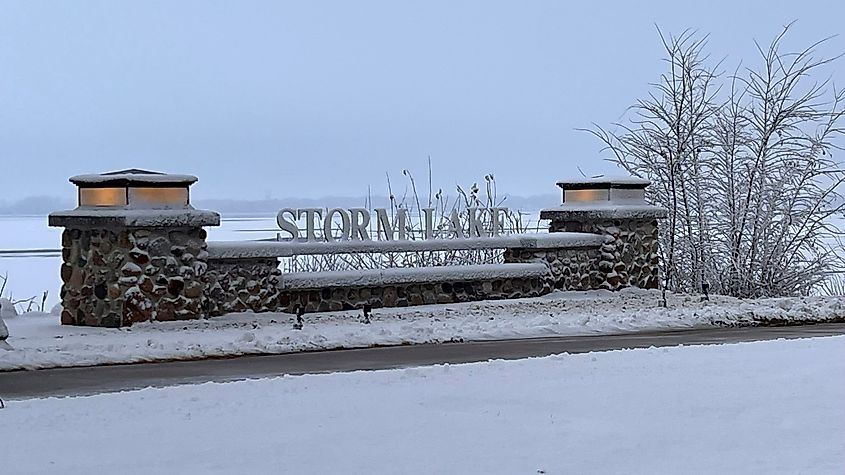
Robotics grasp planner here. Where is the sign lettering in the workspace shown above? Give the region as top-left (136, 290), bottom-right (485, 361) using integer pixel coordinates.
top-left (276, 207), bottom-right (509, 242)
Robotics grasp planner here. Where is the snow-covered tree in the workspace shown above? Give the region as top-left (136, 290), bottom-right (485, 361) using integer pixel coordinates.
top-left (588, 24), bottom-right (845, 297)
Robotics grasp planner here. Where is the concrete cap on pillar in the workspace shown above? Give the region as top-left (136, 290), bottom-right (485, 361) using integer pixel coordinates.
top-left (49, 169), bottom-right (220, 228)
top-left (540, 175), bottom-right (667, 220)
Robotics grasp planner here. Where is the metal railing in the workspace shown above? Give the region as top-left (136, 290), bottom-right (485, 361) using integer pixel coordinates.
top-left (0, 249), bottom-right (61, 257)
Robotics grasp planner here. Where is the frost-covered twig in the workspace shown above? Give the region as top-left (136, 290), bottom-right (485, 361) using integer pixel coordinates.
top-left (587, 24), bottom-right (845, 298)
top-left (282, 165), bottom-right (536, 272)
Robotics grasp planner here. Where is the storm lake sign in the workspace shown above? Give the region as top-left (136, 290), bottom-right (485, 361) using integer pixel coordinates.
top-left (276, 207), bottom-right (511, 242)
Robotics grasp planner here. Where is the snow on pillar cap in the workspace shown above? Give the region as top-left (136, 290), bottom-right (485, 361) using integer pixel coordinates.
top-left (68, 168), bottom-right (198, 209)
top-left (70, 168), bottom-right (199, 188)
top-left (49, 168), bottom-right (220, 228)
top-left (540, 175), bottom-right (667, 220)
top-left (555, 175), bottom-right (650, 205)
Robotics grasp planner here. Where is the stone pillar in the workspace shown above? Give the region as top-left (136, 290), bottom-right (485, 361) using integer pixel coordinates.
top-left (48, 169), bottom-right (220, 327)
top-left (539, 177), bottom-right (667, 290)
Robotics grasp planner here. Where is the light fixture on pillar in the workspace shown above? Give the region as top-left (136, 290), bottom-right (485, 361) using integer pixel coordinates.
top-left (72, 169), bottom-right (194, 209)
top-left (48, 169), bottom-right (220, 327)
top-left (539, 174), bottom-right (668, 292)
top-left (556, 176), bottom-right (650, 205)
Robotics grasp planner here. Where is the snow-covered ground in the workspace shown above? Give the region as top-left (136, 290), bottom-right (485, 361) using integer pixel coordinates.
top-left (2, 288), bottom-right (844, 370)
top-left (2, 336), bottom-right (843, 474)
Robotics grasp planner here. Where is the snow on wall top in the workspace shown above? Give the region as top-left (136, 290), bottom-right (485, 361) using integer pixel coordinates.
top-left (555, 175), bottom-right (650, 188)
top-left (280, 263), bottom-right (550, 290)
top-left (48, 208), bottom-right (221, 228)
top-left (540, 203), bottom-right (668, 220)
top-left (207, 232), bottom-right (606, 259)
top-left (70, 169), bottom-right (198, 187)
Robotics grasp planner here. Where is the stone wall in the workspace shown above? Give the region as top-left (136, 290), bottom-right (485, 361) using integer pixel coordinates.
top-left (60, 223), bottom-right (654, 324)
top-left (503, 245), bottom-right (613, 290)
top-left (281, 277), bottom-right (549, 313)
top-left (543, 217), bottom-right (660, 289)
top-left (49, 172), bottom-right (668, 327)
top-left (59, 226), bottom-right (210, 327)
top-left (205, 257), bottom-right (283, 316)
top-left (204, 238), bottom-right (616, 316)
top-left (205, 256), bottom-right (551, 316)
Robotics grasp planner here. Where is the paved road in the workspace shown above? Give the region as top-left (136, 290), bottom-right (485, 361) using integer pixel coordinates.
top-left (2, 323), bottom-right (844, 400)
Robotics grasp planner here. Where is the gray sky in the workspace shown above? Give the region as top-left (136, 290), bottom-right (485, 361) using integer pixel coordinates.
top-left (1, 0), bottom-right (843, 201)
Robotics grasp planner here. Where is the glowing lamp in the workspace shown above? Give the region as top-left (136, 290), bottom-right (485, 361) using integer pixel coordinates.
top-left (71, 169), bottom-right (195, 209)
top-left (555, 176), bottom-right (650, 205)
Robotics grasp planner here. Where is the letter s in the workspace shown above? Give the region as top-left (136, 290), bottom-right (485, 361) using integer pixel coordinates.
top-left (276, 208), bottom-right (300, 240)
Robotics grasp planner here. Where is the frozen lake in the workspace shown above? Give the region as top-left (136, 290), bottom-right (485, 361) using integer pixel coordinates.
top-left (0, 214), bottom-right (281, 309)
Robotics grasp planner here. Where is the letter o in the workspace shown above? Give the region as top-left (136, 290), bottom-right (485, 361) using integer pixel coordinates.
top-left (323, 208), bottom-right (351, 241)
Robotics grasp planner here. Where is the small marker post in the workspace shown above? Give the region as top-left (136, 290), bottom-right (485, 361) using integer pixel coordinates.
top-left (293, 306), bottom-right (304, 330)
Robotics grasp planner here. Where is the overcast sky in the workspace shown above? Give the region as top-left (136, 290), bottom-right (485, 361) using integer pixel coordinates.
top-left (1, 0), bottom-right (843, 201)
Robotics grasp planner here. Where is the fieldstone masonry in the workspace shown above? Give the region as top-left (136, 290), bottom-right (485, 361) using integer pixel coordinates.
top-left (540, 177), bottom-right (667, 291)
top-left (504, 244), bottom-right (608, 290)
top-left (49, 169), bottom-right (220, 327)
top-left (50, 171), bottom-right (665, 326)
top-left (277, 277), bottom-right (549, 313)
top-left (205, 257), bottom-right (283, 316)
top-left (539, 215), bottom-right (662, 289)
top-left (204, 257), bottom-right (552, 316)
top-left (57, 226), bottom-right (212, 326)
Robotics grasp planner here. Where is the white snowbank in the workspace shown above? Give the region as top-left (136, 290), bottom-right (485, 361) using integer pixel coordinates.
top-left (0, 297), bottom-right (18, 319)
top-left (2, 336), bottom-right (843, 474)
top-left (0, 298), bottom-right (16, 349)
top-left (0, 313), bottom-right (8, 350)
top-left (2, 288), bottom-right (843, 371)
